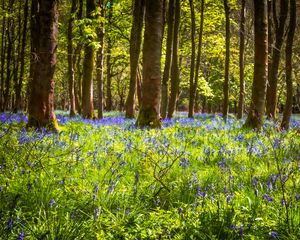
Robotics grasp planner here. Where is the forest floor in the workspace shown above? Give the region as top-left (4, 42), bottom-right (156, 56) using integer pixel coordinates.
top-left (0, 112), bottom-right (299, 239)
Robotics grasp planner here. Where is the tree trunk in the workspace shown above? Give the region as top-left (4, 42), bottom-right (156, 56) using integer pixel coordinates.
top-left (125, 0), bottom-right (145, 118)
top-left (96, 0), bottom-right (105, 119)
top-left (14, 0), bottom-right (28, 112)
top-left (244, 0), bottom-right (268, 130)
top-left (81, 0), bottom-right (96, 119)
top-left (136, 67), bottom-right (142, 107)
top-left (190, 0), bottom-right (204, 118)
top-left (167, 0), bottom-right (180, 119)
top-left (0, 1), bottom-right (5, 111)
top-left (67, 0), bottom-right (77, 117)
top-left (106, 4), bottom-right (113, 111)
top-left (27, 0), bottom-right (59, 130)
top-left (266, 0), bottom-right (288, 119)
top-left (188, 0), bottom-right (196, 118)
top-left (136, 0), bottom-right (163, 128)
top-left (281, 0), bottom-right (296, 130)
top-left (237, 0), bottom-right (245, 119)
top-left (223, 0), bottom-right (230, 121)
top-left (161, 0), bottom-right (174, 119)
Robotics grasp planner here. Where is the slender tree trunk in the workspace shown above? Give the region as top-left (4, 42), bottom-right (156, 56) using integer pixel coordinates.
top-left (125, 0), bottom-right (145, 118)
top-left (281, 0), bottom-right (296, 130)
top-left (237, 0), bottom-right (245, 119)
top-left (190, 0), bottom-right (204, 118)
top-left (188, 0), bottom-right (196, 118)
top-left (81, 0), bottom-right (96, 119)
top-left (167, 0), bottom-right (180, 119)
top-left (96, 0), bottom-right (105, 119)
top-left (244, 0), bottom-right (268, 130)
top-left (106, 4), bottom-right (113, 111)
top-left (223, 0), bottom-right (230, 121)
top-left (0, 2), bottom-right (5, 111)
top-left (14, 0), bottom-right (28, 112)
top-left (136, 67), bottom-right (142, 107)
top-left (27, 0), bottom-right (59, 130)
top-left (67, 0), bottom-right (77, 117)
top-left (266, 0), bottom-right (288, 119)
top-left (136, 0), bottom-right (163, 128)
top-left (161, 0), bottom-right (174, 119)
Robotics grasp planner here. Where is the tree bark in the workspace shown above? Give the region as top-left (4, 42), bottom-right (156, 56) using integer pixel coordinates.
top-left (81, 0), bottom-right (96, 119)
top-left (14, 0), bottom-right (28, 112)
top-left (136, 0), bottom-right (163, 128)
top-left (237, 0), bottom-right (245, 119)
top-left (223, 0), bottom-right (230, 121)
top-left (0, 0), bottom-right (5, 111)
top-left (67, 0), bottom-right (77, 117)
top-left (27, 0), bottom-right (59, 130)
top-left (96, 0), bottom-right (105, 119)
top-left (266, 0), bottom-right (288, 119)
top-left (244, 0), bottom-right (268, 130)
top-left (106, 4), bottom-right (113, 111)
top-left (125, 0), bottom-right (145, 118)
top-left (161, 0), bottom-right (174, 119)
top-left (188, 0), bottom-right (196, 118)
top-left (189, 0), bottom-right (204, 118)
top-left (167, 0), bottom-right (180, 119)
top-left (281, 0), bottom-right (296, 130)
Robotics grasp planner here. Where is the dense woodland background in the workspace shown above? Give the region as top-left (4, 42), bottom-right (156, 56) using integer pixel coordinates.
top-left (0, 0), bottom-right (300, 129)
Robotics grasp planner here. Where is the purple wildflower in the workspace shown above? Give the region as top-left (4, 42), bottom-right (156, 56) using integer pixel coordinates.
top-left (281, 198), bottom-right (286, 206)
top-left (7, 217), bottom-right (12, 231)
top-left (232, 224), bottom-right (237, 230)
top-left (134, 172), bottom-right (139, 184)
top-left (50, 199), bottom-right (55, 208)
top-left (125, 208), bottom-right (130, 215)
top-left (263, 193), bottom-right (268, 199)
top-left (18, 229), bottom-right (25, 240)
top-left (156, 198), bottom-right (161, 205)
top-left (268, 197), bottom-right (274, 202)
top-left (270, 232), bottom-right (278, 239)
top-left (295, 193), bottom-right (300, 202)
top-left (94, 207), bottom-right (99, 220)
top-left (239, 224), bottom-right (244, 236)
top-left (177, 207), bottom-right (183, 214)
top-left (254, 188), bottom-right (259, 197)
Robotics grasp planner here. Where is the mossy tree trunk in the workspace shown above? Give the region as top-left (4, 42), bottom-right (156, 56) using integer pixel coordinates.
top-left (281, 0), bottom-right (296, 130)
top-left (161, 0), bottom-right (174, 119)
top-left (96, 0), bottom-right (105, 119)
top-left (244, 0), bottom-right (268, 130)
top-left (266, 0), bottom-right (288, 119)
top-left (136, 0), bottom-right (163, 128)
top-left (167, 0), bottom-right (180, 119)
top-left (222, 0), bottom-right (230, 122)
top-left (81, 0), bottom-right (96, 119)
top-left (27, 0), bottom-right (59, 130)
top-left (125, 0), bottom-right (145, 119)
top-left (237, 0), bottom-right (245, 119)
top-left (67, 0), bottom-right (77, 117)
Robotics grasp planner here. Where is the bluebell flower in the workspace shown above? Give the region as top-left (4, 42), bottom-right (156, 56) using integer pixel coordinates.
top-left (263, 193), bottom-right (268, 199)
top-left (50, 199), bottom-right (55, 208)
top-left (270, 231), bottom-right (278, 239)
top-left (268, 197), bottom-right (274, 202)
top-left (254, 188), bottom-right (259, 197)
top-left (134, 172), bottom-right (139, 184)
top-left (125, 208), bottom-right (130, 215)
top-left (22, 170), bottom-right (26, 174)
top-left (18, 229), bottom-right (25, 240)
top-left (71, 212), bottom-right (76, 219)
top-left (94, 184), bottom-right (99, 193)
top-left (156, 198), bottom-right (161, 205)
top-left (7, 217), bottom-right (13, 231)
top-left (239, 224), bottom-right (244, 236)
top-left (94, 207), bottom-right (99, 220)
top-left (177, 207), bottom-right (183, 214)
top-left (281, 198), bottom-right (286, 206)
top-left (231, 224), bottom-right (237, 230)
top-left (295, 193), bottom-right (300, 202)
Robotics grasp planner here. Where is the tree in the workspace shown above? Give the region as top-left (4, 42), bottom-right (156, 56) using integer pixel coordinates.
top-left (266, 0), bottom-right (288, 119)
top-left (106, 2), bottom-right (113, 111)
top-left (244, 0), bottom-right (268, 130)
top-left (161, 0), bottom-right (174, 119)
top-left (281, 0), bottom-right (296, 130)
top-left (223, 0), bottom-right (230, 121)
top-left (167, 0), bottom-right (180, 119)
top-left (136, 0), bottom-right (163, 128)
top-left (125, 0), bottom-right (145, 118)
top-left (237, 0), bottom-right (245, 119)
top-left (67, 0), bottom-right (77, 117)
top-left (81, 0), bottom-right (96, 118)
top-left (27, 0), bottom-right (59, 130)
top-left (189, 0), bottom-right (205, 118)
top-left (96, 0), bottom-right (105, 119)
